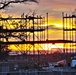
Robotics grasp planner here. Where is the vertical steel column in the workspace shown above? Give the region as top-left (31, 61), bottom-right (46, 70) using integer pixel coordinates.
top-left (69, 14), bottom-right (71, 53)
top-left (46, 13), bottom-right (48, 40)
top-left (72, 16), bottom-right (74, 53)
top-left (62, 12), bottom-right (65, 53)
top-left (32, 13), bottom-right (35, 55)
top-left (75, 17), bottom-right (76, 53)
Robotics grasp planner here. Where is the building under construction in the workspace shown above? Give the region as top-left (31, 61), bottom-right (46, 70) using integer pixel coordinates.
top-left (63, 12), bottom-right (76, 54)
top-left (0, 13), bottom-right (63, 55)
top-left (0, 12), bottom-right (75, 75)
top-left (0, 12), bottom-right (76, 62)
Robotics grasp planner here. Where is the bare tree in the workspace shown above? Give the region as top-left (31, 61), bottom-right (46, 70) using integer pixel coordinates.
top-left (0, 0), bottom-right (38, 9)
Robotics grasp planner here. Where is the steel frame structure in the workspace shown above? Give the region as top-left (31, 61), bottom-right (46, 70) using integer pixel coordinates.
top-left (63, 12), bottom-right (76, 54)
top-left (0, 13), bottom-right (50, 55)
top-left (0, 13), bottom-right (74, 55)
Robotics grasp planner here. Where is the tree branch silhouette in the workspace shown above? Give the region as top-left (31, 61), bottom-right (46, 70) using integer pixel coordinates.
top-left (0, 0), bottom-right (38, 9)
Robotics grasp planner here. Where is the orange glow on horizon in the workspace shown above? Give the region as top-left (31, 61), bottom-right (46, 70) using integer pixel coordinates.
top-left (8, 43), bottom-right (64, 51)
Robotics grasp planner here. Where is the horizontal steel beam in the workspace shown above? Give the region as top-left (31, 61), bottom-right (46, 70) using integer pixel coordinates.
top-left (0, 29), bottom-right (45, 32)
top-left (0, 17), bottom-right (42, 21)
top-left (0, 40), bottom-right (73, 44)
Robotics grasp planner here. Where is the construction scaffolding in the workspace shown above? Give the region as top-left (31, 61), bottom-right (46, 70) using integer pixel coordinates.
top-left (0, 13), bottom-right (55, 55)
top-left (0, 13), bottom-right (68, 56)
top-left (63, 11), bottom-right (76, 54)
top-left (0, 12), bottom-right (76, 69)
top-left (0, 12), bottom-right (75, 57)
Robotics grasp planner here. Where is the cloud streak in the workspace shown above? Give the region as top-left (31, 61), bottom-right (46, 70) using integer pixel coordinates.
top-left (47, 25), bottom-right (62, 30)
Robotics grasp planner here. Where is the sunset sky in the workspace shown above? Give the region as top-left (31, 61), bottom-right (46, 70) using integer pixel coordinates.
top-left (1, 0), bottom-right (76, 39)
top-left (0, 0), bottom-right (76, 51)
